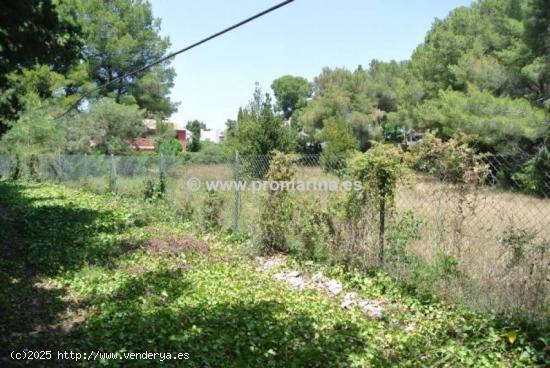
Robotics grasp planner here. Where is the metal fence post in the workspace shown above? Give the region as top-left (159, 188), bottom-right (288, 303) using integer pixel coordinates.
top-left (57, 153), bottom-right (62, 182)
top-left (109, 153), bottom-right (117, 195)
top-left (233, 151), bottom-right (241, 231)
top-left (83, 153), bottom-right (89, 183)
top-left (159, 152), bottom-right (166, 195)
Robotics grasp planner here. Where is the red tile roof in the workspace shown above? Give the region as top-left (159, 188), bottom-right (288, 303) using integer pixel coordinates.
top-left (130, 137), bottom-right (156, 151)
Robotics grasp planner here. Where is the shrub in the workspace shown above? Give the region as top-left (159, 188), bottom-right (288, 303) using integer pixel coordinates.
top-left (176, 200), bottom-right (195, 222)
top-left (292, 195), bottom-right (330, 261)
top-left (411, 132), bottom-right (488, 257)
top-left (157, 138), bottom-right (183, 156)
top-left (386, 210), bottom-right (425, 268)
top-left (180, 142), bottom-right (232, 165)
top-left (5, 153), bottom-right (42, 180)
top-left (259, 152), bottom-right (296, 253)
top-left (347, 143), bottom-right (410, 268)
top-left (320, 116), bottom-right (358, 173)
top-left (142, 172), bottom-right (166, 201)
top-left (201, 189), bottom-right (224, 231)
top-left (410, 132), bottom-right (488, 185)
top-left (433, 252), bottom-right (463, 280)
top-left (499, 227), bottom-right (548, 315)
top-left (513, 146), bottom-right (550, 197)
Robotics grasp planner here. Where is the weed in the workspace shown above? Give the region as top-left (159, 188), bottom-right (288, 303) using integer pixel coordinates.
top-left (201, 189), bottom-right (224, 231)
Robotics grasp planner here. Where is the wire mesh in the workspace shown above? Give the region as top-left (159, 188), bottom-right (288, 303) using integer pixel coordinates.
top-left (0, 150), bottom-right (548, 315)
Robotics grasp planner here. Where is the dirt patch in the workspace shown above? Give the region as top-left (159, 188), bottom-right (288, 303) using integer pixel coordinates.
top-left (143, 235), bottom-right (210, 256)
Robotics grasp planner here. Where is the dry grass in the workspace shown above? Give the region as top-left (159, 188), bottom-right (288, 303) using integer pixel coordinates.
top-left (57, 163), bottom-right (549, 317)
top-left (396, 175), bottom-right (549, 316)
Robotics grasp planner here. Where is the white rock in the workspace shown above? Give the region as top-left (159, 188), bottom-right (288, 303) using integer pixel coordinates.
top-left (312, 272), bottom-right (326, 282)
top-left (358, 300), bottom-right (383, 319)
top-left (340, 292), bottom-right (359, 309)
top-left (285, 270), bottom-right (301, 278)
top-left (324, 279), bottom-right (343, 296)
top-left (287, 276), bottom-right (306, 290)
top-left (273, 272), bottom-right (287, 281)
top-left (310, 272), bottom-right (342, 296)
top-left (272, 270), bottom-right (306, 290)
top-left (255, 255), bottom-right (287, 271)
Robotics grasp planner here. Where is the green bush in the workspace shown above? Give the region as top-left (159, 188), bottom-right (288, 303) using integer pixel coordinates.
top-left (142, 172), bottom-right (166, 201)
top-left (259, 152), bottom-right (296, 253)
top-left (347, 143), bottom-right (409, 268)
top-left (410, 132), bottom-right (488, 185)
top-left (180, 145), bottom-right (231, 165)
top-left (175, 200), bottom-right (195, 222)
top-left (157, 138), bottom-right (183, 156)
top-left (513, 146), bottom-right (550, 197)
top-left (320, 116), bottom-right (358, 173)
top-left (292, 196), bottom-right (330, 261)
top-left (386, 210), bottom-right (425, 267)
top-left (201, 189), bottom-right (224, 231)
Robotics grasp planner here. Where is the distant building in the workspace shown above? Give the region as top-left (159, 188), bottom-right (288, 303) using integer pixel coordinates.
top-left (130, 137), bottom-right (156, 151)
top-left (201, 128), bottom-right (225, 144)
top-left (130, 119), bottom-right (187, 151)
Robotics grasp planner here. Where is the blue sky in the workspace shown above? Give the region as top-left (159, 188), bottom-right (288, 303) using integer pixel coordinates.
top-left (150, 0), bottom-right (473, 130)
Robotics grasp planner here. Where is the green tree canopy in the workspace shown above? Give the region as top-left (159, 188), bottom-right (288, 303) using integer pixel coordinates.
top-left (0, 0), bottom-right (81, 130)
top-left (523, 0), bottom-right (550, 103)
top-left (226, 83), bottom-right (295, 155)
top-left (65, 99), bottom-right (145, 154)
top-left (271, 75), bottom-right (312, 120)
top-left (413, 88), bottom-right (547, 153)
top-left (320, 115), bottom-right (358, 169)
top-left (297, 66), bottom-right (381, 151)
top-left (62, 0), bottom-right (177, 117)
top-left (186, 120), bottom-right (206, 152)
top-left (0, 93), bottom-right (66, 154)
top-left (407, 0), bottom-right (546, 102)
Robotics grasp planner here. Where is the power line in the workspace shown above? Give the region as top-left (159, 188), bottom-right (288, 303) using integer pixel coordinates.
top-left (57, 0), bottom-right (296, 119)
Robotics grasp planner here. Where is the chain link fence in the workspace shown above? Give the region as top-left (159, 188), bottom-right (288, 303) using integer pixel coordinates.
top-left (0, 150), bottom-right (548, 317)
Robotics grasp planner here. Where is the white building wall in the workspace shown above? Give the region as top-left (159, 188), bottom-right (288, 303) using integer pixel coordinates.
top-left (201, 129), bottom-right (224, 143)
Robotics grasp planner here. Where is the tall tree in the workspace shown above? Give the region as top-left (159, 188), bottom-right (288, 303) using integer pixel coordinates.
top-left (321, 115), bottom-right (359, 167)
top-left (186, 120), bottom-right (206, 152)
top-left (227, 83), bottom-right (295, 155)
top-left (66, 0), bottom-right (177, 117)
top-left (0, 0), bottom-right (81, 131)
top-left (408, 0), bottom-right (531, 100)
top-left (65, 99), bottom-right (145, 154)
top-left (0, 0), bottom-right (80, 86)
top-left (367, 60), bottom-right (405, 112)
top-left (271, 75), bottom-right (312, 120)
top-left (298, 66), bottom-right (380, 151)
top-left (524, 0), bottom-right (550, 103)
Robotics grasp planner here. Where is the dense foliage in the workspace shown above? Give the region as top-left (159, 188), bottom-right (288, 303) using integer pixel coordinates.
top-left (270, 75), bottom-right (312, 120)
top-left (226, 83), bottom-right (296, 156)
top-left (185, 120), bottom-right (206, 152)
top-left (0, 0), bottom-right (81, 129)
top-left (62, 0), bottom-right (177, 115)
top-left (0, 0), bottom-right (177, 154)
top-left (240, 0), bottom-right (549, 195)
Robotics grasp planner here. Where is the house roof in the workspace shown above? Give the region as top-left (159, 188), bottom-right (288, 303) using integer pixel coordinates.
top-left (131, 137), bottom-right (155, 150)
